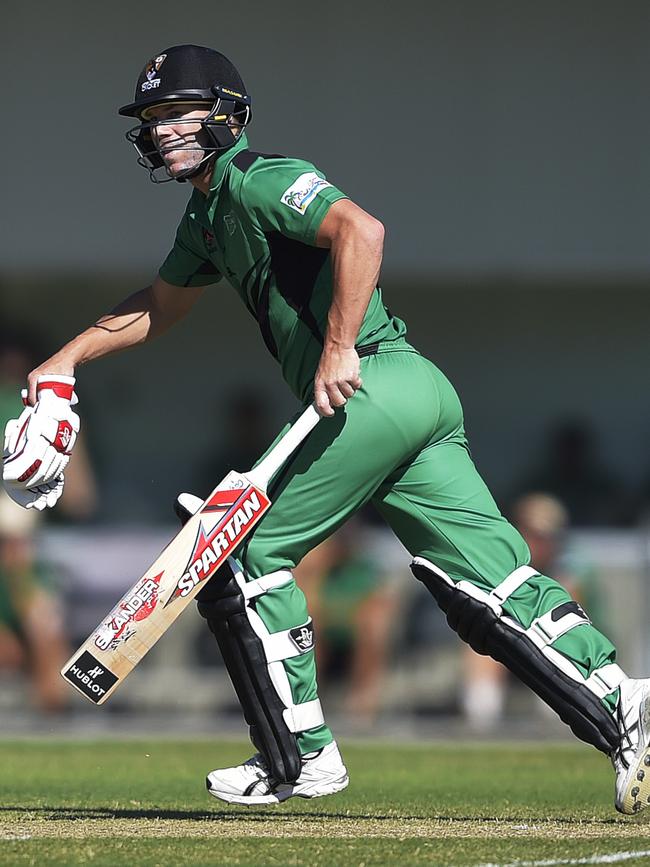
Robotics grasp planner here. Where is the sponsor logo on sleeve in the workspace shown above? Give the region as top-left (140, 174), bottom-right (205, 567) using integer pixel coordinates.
top-left (280, 172), bottom-right (332, 215)
top-left (63, 651), bottom-right (118, 703)
top-left (141, 54), bottom-right (167, 92)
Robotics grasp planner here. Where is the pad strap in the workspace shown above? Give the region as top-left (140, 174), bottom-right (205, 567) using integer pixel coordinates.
top-left (283, 699), bottom-right (324, 733)
top-left (586, 663), bottom-right (626, 699)
top-left (413, 557), bottom-right (541, 610)
top-left (491, 565), bottom-right (540, 604)
top-left (528, 602), bottom-right (591, 648)
top-left (241, 569), bottom-right (293, 600)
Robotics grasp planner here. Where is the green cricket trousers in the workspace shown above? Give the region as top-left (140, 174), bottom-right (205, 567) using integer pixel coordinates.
top-left (235, 346), bottom-right (619, 753)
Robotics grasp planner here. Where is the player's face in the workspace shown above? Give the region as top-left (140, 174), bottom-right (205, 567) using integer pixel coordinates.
top-left (142, 103), bottom-right (212, 177)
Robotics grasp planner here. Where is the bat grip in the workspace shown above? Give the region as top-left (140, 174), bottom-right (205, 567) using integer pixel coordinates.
top-left (246, 403), bottom-right (321, 489)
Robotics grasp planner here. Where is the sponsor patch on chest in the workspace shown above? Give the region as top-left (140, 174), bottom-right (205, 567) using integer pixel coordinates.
top-left (280, 172), bottom-right (332, 215)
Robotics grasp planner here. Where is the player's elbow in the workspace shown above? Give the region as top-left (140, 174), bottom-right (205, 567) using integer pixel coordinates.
top-left (357, 214), bottom-right (385, 255)
top-left (367, 215), bottom-right (385, 244)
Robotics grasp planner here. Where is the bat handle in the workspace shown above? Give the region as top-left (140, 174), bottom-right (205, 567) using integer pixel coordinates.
top-left (246, 402), bottom-right (321, 489)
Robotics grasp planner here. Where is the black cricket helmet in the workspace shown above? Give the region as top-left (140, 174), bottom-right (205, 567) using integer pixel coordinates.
top-left (119, 44), bottom-right (251, 182)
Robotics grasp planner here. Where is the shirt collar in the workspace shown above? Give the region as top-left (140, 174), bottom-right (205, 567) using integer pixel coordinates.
top-left (206, 132), bottom-right (249, 204)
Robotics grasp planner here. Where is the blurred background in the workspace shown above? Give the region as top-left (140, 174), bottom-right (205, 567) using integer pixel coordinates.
top-left (1, 0), bottom-right (649, 739)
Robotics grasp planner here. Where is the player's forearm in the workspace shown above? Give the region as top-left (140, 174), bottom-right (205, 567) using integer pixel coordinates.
top-left (325, 222), bottom-right (384, 350)
top-left (88, 285), bottom-right (183, 357)
top-left (37, 288), bottom-right (161, 369)
top-left (313, 206), bottom-right (384, 415)
top-left (26, 286), bottom-right (183, 403)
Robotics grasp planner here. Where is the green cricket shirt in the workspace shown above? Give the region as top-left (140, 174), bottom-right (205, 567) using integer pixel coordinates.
top-left (159, 133), bottom-right (408, 400)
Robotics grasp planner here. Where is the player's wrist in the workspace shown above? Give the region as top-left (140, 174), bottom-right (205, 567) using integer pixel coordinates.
top-left (322, 338), bottom-right (357, 354)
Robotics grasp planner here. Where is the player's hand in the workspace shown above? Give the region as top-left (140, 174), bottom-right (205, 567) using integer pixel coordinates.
top-left (26, 357), bottom-right (76, 407)
top-left (314, 345), bottom-right (362, 417)
top-left (2, 375), bottom-right (79, 500)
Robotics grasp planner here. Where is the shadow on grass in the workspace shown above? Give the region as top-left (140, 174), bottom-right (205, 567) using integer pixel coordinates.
top-left (0, 806), bottom-right (638, 826)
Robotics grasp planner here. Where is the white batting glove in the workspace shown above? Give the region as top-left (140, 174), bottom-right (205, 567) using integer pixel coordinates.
top-left (2, 375), bottom-right (79, 497)
top-left (4, 475), bottom-right (65, 511)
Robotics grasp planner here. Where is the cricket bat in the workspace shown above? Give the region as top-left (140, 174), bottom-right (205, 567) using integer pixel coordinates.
top-left (61, 403), bottom-right (321, 704)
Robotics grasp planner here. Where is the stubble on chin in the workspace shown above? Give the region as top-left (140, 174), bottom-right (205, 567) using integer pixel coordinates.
top-left (164, 152), bottom-right (203, 177)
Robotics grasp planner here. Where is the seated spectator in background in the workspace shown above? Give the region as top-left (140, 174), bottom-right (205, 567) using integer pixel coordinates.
top-left (518, 420), bottom-right (629, 526)
top-left (0, 490), bottom-right (70, 712)
top-left (295, 519), bottom-right (399, 727)
top-left (462, 492), bottom-right (606, 729)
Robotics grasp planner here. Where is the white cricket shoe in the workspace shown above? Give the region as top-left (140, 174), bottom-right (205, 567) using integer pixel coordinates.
top-left (206, 741), bottom-right (349, 806)
top-left (612, 678), bottom-right (650, 814)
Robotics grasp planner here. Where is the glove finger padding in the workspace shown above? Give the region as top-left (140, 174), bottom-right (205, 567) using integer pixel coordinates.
top-left (4, 475), bottom-right (64, 511)
top-left (29, 476), bottom-right (65, 511)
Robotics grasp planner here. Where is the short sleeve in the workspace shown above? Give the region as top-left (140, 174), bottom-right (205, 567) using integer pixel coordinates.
top-left (240, 157), bottom-right (348, 245)
top-left (158, 212), bottom-right (221, 288)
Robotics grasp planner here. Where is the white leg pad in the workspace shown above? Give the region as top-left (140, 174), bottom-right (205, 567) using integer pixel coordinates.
top-left (231, 565), bottom-right (323, 733)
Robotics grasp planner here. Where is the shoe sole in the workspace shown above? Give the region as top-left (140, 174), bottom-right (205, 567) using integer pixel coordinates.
top-left (206, 772), bottom-right (349, 806)
top-left (617, 692), bottom-right (650, 814)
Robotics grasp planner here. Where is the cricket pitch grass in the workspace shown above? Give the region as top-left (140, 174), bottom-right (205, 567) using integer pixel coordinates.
top-left (1, 740), bottom-right (650, 866)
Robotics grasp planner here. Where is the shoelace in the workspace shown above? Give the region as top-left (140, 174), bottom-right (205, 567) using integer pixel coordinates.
top-left (244, 753), bottom-right (267, 771)
top-left (613, 699), bottom-right (636, 770)
top-left (242, 754), bottom-right (281, 796)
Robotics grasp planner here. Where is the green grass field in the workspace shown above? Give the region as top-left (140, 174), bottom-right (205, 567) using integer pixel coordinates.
top-left (1, 739), bottom-right (650, 866)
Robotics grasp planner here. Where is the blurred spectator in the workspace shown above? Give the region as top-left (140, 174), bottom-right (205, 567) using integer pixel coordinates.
top-left (0, 490), bottom-right (70, 712)
top-left (295, 520), bottom-right (400, 727)
top-left (461, 492), bottom-right (605, 730)
top-left (517, 420), bottom-right (628, 526)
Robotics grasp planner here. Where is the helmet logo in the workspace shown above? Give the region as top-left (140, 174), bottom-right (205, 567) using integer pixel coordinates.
top-left (141, 54), bottom-right (167, 92)
top-left (145, 54), bottom-right (167, 81)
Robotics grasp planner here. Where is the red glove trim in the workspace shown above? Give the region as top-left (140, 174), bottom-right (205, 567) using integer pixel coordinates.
top-left (17, 459), bottom-right (42, 483)
top-left (37, 380), bottom-right (74, 401)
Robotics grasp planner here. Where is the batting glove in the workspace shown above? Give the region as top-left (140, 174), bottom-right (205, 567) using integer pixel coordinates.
top-left (2, 375), bottom-right (79, 500)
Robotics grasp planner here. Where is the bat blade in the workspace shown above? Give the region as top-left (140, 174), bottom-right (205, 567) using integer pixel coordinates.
top-left (61, 471), bottom-right (271, 704)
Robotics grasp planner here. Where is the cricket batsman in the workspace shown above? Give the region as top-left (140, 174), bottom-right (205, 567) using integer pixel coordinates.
top-left (3, 44), bottom-right (649, 813)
